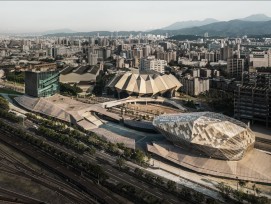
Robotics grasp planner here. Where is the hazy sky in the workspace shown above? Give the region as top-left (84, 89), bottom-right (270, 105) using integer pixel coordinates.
top-left (1, 1), bottom-right (271, 33)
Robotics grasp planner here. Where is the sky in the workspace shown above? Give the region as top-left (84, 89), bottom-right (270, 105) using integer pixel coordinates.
top-left (0, 1), bottom-right (271, 33)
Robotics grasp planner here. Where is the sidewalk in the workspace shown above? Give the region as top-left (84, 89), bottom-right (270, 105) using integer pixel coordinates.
top-left (146, 158), bottom-right (271, 200)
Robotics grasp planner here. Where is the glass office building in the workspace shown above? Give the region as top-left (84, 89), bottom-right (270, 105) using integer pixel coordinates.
top-left (25, 70), bottom-right (60, 97)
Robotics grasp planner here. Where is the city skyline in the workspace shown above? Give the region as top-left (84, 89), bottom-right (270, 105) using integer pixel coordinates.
top-left (1, 1), bottom-right (271, 33)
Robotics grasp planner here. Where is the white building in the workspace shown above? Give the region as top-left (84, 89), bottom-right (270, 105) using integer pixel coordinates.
top-left (88, 52), bottom-right (98, 66)
top-left (140, 58), bottom-right (167, 74)
top-left (180, 76), bottom-right (209, 96)
top-left (249, 49), bottom-right (271, 70)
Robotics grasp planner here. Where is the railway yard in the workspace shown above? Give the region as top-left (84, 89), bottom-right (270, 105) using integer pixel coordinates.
top-left (0, 117), bottom-right (191, 204)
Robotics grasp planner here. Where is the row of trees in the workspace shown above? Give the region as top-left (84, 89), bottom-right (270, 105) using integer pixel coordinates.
top-left (6, 71), bottom-right (25, 84)
top-left (0, 120), bottom-right (108, 183)
top-left (103, 178), bottom-right (168, 204)
top-left (26, 113), bottom-right (147, 164)
top-left (37, 125), bottom-right (91, 154)
top-left (0, 96), bottom-right (9, 110)
top-left (0, 98), bottom-right (23, 123)
top-left (217, 182), bottom-right (269, 204)
top-left (132, 167), bottom-right (219, 204)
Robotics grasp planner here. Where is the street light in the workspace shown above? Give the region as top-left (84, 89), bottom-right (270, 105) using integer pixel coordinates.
top-left (236, 176), bottom-right (239, 190)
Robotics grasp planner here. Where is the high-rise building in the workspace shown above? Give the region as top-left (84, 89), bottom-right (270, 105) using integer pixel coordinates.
top-left (88, 46), bottom-right (98, 65)
top-left (234, 72), bottom-right (271, 127)
top-left (159, 42), bottom-right (171, 51)
top-left (227, 58), bottom-right (244, 78)
top-left (25, 70), bottom-right (60, 98)
top-left (248, 49), bottom-right (271, 70)
top-left (180, 76), bottom-right (209, 96)
top-left (143, 45), bottom-right (151, 58)
top-left (221, 45), bottom-right (233, 61)
top-left (140, 58), bottom-right (167, 74)
top-left (89, 37), bottom-right (95, 46)
top-left (88, 53), bottom-right (98, 66)
top-left (116, 56), bottom-right (125, 68)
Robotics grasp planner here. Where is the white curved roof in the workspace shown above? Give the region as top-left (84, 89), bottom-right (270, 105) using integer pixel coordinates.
top-left (107, 71), bottom-right (182, 96)
top-left (153, 112), bottom-right (255, 160)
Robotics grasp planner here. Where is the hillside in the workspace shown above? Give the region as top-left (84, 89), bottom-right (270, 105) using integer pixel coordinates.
top-left (162, 18), bottom-right (218, 30)
top-left (163, 20), bottom-right (271, 37)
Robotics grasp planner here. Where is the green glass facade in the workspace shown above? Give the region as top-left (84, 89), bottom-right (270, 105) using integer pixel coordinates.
top-left (25, 70), bottom-right (60, 97)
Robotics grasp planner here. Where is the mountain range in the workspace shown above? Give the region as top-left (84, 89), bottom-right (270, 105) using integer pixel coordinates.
top-left (43, 14), bottom-right (271, 37)
top-left (159, 20), bottom-right (271, 37)
top-left (161, 18), bottom-right (218, 30)
top-left (161, 14), bottom-right (271, 30)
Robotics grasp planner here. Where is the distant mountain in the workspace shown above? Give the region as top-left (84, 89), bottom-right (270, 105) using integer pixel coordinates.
top-left (158, 20), bottom-right (271, 37)
top-left (162, 18), bottom-right (219, 30)
top-left (239, 14), bottom-right (271, 22)
top-left (41, 28), bottom-right (76, 35)
top-left (44, 17), bottom-right (271, 38)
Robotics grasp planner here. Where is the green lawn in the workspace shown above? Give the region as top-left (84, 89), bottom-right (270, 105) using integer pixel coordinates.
top-left (0, 88), bottom-right (23, 95)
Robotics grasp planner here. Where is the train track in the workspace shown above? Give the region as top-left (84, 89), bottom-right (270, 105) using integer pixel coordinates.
top-left (0, 187), bottom-right (44, 204)
top-left (0, 147), bottom-right (93, 204)
top-left (0, 129), bottom-right (119, 204)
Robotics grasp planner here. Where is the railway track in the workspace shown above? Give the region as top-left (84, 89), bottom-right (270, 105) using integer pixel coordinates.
top-left (0, 187), bottom-right (45, 204)
top-left (0, 148), bottom-right (92, 204)
top-left (0, 129), bottom-right (119, 204)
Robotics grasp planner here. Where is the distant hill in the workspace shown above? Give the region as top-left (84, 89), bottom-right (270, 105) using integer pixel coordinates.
top-left (161, 18), bottom-right (218, 30)
top-left (160, 20), bottom-right (271, 37)
top-left (239, 14), bottom-right (271, 22)
top-left (44, 17), bottom-right (271, 38)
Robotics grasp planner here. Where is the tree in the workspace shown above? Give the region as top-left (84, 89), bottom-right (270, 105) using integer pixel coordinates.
top-left (145, 173), bottom-right (155, 183)
top-left (116, 157), bottom-right (125, 169)
top-left (257, 196), bottom-right (269, 204)
top-left (233, 190), bottom-right (244, 203)
top-left (146, 153), bottom-right (151, 162)
top-left (224, 185), bottom-right (232, 200)
top-left (194, 192), bottom-right (205, 203)
top-left (255, 188), bottom-right (261, 196)
top-left (238, 180), bottom-right (247, 188)
top-left (134, 168), bottom-right (144, 177)
top-left (132, 149), bottom-right (145, 164)
top-left (180, 188), bottom-right (191, 200)
top-left (124, 148), bottom-right (132, 158)
top-left (117, 143), bottom-right (125, 149)
top-left (59, 82), bottom-right (82, 96)
top-left (167, 180), bottom-right (176, 192)
top-left (0, 97), bottom-right (9, 111)
top-left (252, 183), bottom-right (256, 195)
top-left (156, 176), bottom-right (164, 185)
top-left (217, 182), bottom-right (232, 200)
top-left (206, 198), bottom-right (217, 204)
